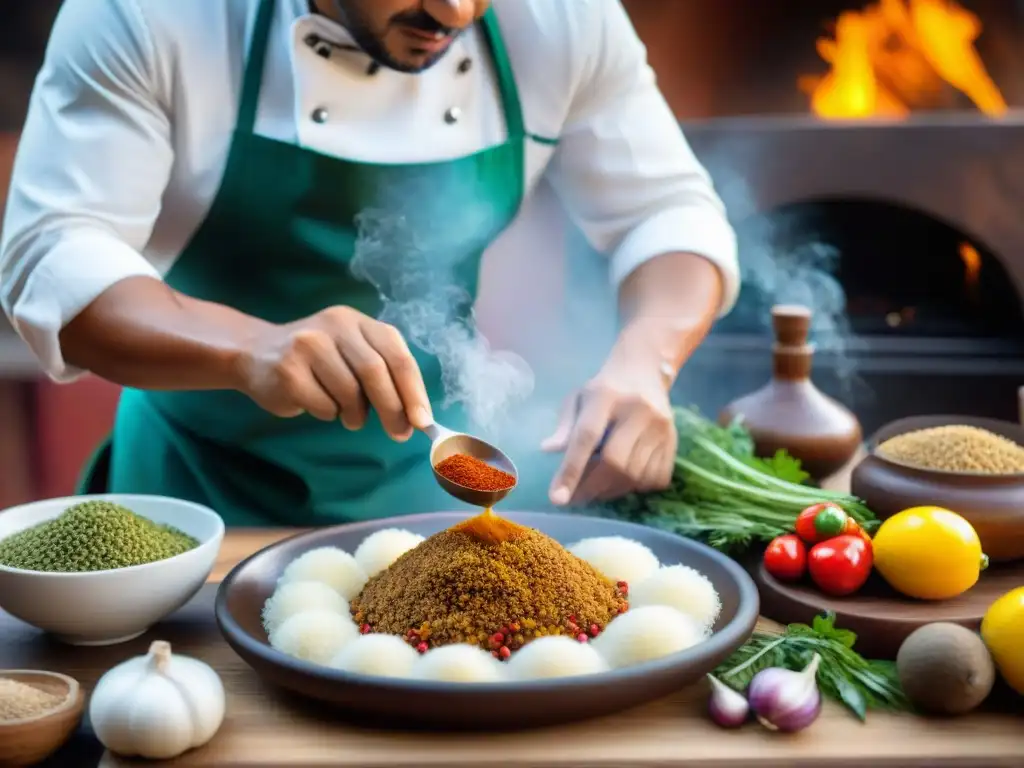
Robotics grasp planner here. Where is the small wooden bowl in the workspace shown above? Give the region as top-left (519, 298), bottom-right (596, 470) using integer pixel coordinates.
top-left (0, 670), bottom-right (85, 766)
top-left (851, 415), bottom-right (1024, 562)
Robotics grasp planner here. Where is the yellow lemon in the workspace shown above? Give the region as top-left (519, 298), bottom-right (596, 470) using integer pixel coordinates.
top-left (871, 506), bottom-right (988, 600)
top-left (981, 587), bottom-right (1024, 695)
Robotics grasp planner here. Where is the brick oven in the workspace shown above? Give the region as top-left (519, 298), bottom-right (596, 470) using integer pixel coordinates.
top-left (621, 0), bottom-right (1024, 434)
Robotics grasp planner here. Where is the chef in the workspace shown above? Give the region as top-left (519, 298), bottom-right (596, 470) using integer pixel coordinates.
top-left (0, 0), bottom-right (738, 525)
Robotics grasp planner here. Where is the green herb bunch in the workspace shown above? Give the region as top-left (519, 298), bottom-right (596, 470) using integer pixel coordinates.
top-left (715, 612), bottom-right (910, 720)
top-left (611, 407), bottom-right (878, 553)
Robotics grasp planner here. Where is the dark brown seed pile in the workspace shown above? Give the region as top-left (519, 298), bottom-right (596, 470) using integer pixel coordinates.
top-left (351, 510), bottom-right (627, 654)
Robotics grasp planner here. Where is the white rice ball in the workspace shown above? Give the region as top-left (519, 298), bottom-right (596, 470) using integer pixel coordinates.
top-left (261, 580), bottom-right (347, 635)
top-left (268, 610), bottom-right (358, 665)
top-left (506, 636), bottom-right (609, 681)
top-left (630, 564), bottom-right (722, 633)
top-left (592, 605), bottom-right (706, 669)
top-left (567, 536), bottom-right (660, 585)
top-left (412, 644), bottom-right (506, 684)
top-left (328, 634), bottom-right (420, 679)
top-left (353, 528), bottom-right (425, 578)
top-left (279, 547), bottom-right (368, 600)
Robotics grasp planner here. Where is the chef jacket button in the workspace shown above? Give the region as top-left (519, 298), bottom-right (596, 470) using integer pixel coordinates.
top-left (444, 107), bottom-right (462, 125)
top-left (457, 57), bottom-right (472, 74)
top-left (311, 107), bottom-right (329, 124)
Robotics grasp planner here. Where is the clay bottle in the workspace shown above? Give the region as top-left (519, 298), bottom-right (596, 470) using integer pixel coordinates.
top-left (718, 304), bottom-right (862, 481)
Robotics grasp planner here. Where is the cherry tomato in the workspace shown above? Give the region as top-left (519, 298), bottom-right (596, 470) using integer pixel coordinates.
top-left (808, 534), bottom-right (874, 596)
top-left (763, 534), bottom-right (808, 582)
top-left (794, 503), bottom-right (849, 544)
top-left (841, 516), bottom-right (873, 545)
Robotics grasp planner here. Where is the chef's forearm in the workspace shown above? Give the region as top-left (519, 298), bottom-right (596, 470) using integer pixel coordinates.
top-left (604, 252), bottom-right (724, 380)
top-left (59, 276), bottom-right (269, 390)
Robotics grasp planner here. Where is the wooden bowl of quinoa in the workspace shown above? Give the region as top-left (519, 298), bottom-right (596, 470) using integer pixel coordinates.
top-left (851, 415), bottom-right (1024, 562)
top-left (0, 670), bottom-right (84, 766)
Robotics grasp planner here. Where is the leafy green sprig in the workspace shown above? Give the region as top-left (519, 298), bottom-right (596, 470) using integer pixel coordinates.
top-left (714, 612), bottom-right (910, 720)
top-left (612, 407), bottom-right (879, 553)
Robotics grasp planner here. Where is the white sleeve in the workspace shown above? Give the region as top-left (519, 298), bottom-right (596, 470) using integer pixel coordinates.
top-left (0, 0), bottom-right (172, 381)
top-left (544, 0), bottom-right (740, 316)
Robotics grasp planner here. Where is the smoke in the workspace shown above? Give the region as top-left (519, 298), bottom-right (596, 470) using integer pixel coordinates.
top-left (705, 157), bottom-right (862, 390)
top-left (345, 137), bottom-right (864, 503)
top-left (348, 175), bottom-right (535, 432)
top-left (739, 212), bottom-right (856, 381)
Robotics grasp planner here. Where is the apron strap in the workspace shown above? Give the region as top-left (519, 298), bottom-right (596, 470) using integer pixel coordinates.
top-left (237, 0), bottom-right (278, 134)
top-left (479, 9), bottom-right (526, 140)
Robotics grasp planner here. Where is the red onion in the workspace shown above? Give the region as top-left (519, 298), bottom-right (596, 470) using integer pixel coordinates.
top-left (706, 674), bottom-right (750, 728)
top-left (746, 654), bottom-right (822, 732)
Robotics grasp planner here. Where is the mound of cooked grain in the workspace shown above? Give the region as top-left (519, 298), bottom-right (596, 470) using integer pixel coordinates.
top-left (877, 424), bottom-right (1024, 474)
top-left (350, 511), bottom-right (628, 655)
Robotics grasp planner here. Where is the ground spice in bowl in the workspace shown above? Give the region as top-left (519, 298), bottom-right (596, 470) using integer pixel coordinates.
top-left (0, 678), bottom-right (65, 721)
top-left (434, 453), bottom-right (515, 491)
top-left (351, 509), bottom-right (628, 658)
top-left (0, 500), bottom-right (200, 572)
top-left (877, 425), bottom-right (1024, 474)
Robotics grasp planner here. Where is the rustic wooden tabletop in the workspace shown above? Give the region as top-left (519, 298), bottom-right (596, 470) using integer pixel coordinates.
top-left (1, 526), bottom-right (1022, 768)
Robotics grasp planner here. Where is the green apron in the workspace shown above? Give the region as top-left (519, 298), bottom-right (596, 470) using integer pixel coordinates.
top-left (78, 0), bottom-right (531, 526)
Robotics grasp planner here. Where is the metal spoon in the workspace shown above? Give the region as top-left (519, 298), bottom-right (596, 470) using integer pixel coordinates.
top-left (423, 421), bottom-right (518, 507)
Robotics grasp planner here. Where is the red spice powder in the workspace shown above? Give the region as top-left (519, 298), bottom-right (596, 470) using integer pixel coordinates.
top-left (434, 453), bottom-right (515, 491)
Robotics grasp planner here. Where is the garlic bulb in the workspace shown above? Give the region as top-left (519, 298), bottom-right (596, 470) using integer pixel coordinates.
top-left (89, 640), bottom-right (226, 759)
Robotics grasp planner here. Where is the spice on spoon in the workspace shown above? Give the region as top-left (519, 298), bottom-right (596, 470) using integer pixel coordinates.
top-left (434, 453), bottom-right (515, 492)
top-left (0, 677), bottom-right (64, 721)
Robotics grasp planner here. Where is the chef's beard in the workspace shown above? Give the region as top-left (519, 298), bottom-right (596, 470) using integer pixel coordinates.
top-left (329, 0), bottom-right (464, 74)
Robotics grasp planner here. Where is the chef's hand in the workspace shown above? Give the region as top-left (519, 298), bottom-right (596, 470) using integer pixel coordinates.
top-left (541, 364), bottom-right (676, 506)
top-left (237, 306), bottom-right (432, 441)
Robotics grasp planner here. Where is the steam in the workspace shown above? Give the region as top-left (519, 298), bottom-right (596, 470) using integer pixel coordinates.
top-left (707, 161), bottom-right (861, 389)
top-left (349, 178), bottom-right (535, 431)
top-left (345, 138), bottom-right (863, 484)
top-left (739, 214), bottom-right (856, 379)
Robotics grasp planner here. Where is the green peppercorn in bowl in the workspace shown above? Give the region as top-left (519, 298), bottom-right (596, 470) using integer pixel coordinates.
top-left (0, 495), bottom-right (224, 645)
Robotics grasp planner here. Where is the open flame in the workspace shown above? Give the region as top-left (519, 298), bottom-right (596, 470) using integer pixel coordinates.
top-left (799, 0), bottom-right (1007, 119)
top-left (959, 241), bottom-right (981, 298)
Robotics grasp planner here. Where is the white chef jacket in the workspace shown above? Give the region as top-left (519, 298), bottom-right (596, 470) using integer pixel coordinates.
top-left (0, 0), bottom-right (739, 382)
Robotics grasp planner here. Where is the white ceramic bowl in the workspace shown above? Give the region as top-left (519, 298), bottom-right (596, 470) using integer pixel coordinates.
top-left (0, 494), bottom-right (224, 646)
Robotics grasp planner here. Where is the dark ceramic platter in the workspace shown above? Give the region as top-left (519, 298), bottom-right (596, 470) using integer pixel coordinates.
top-left (755, 559), bottom-right (1024, 660)
top-left (215, 511), bottom-right (760, 730)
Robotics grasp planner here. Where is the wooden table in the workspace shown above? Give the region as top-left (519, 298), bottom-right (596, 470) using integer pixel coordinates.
top-left (1, 529), bottom-right (1022, 767)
